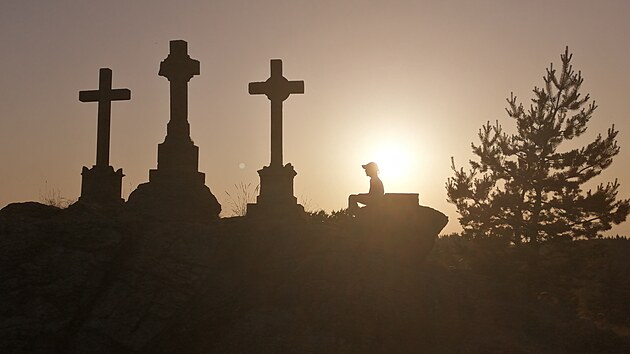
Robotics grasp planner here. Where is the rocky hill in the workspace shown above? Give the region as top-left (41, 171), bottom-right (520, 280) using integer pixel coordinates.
top-left (1, 202), bottom-right (629, 353)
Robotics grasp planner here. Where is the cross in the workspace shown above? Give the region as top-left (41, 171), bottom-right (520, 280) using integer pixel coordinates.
top-left (79, 68), bottom-right (131, 167)
top-left (249, 59), bottom-right (304, 167)
top-left (158, 40), bottom-right (200, 140)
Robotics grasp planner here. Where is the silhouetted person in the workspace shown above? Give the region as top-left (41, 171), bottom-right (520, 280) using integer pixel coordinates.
top-left (348, 162), bottom-right (384, 214)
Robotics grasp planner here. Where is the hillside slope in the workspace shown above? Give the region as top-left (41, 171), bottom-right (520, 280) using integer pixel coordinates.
top-left (1, 202), bottom-right (629, 353)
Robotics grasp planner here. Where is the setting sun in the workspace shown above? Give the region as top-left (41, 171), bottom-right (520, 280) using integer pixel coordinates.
top-left (370, 143), bottom-right (412, 182)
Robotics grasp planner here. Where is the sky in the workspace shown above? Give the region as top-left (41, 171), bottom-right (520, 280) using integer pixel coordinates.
top-left (1, 0), bottom-right (629, 235)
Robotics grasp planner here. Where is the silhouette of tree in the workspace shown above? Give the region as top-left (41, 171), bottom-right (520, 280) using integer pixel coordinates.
top-left (446, 48), bottom-right (630, 244)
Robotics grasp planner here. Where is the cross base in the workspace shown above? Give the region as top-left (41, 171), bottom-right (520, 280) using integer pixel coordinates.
top-left (127, 138), bottom-right (221, 221)
top-left (127, 177), bottom-right (220, 221)
top-left (152, 138), bottom-right (204, 182)
top-left (77, 165), bottom-right (124, 207)
top-left (246, 163), bottom-right (304, 218)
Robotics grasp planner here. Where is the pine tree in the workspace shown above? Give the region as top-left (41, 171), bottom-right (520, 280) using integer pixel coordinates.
top-left (446, 48), bottom-right (629, 244)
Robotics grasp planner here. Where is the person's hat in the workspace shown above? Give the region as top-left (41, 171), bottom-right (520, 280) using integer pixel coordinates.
top-left (362, 162), bottom-right (379, 171)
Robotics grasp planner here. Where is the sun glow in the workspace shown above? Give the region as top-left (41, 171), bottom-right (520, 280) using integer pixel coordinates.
top-left (370, 143), bottom-right (413, 182)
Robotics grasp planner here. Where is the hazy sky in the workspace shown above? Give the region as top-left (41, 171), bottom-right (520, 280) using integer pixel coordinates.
top-left (1, 0), bottom-right (629, 235)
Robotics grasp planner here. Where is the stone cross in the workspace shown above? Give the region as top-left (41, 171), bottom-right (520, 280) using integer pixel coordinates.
top-left (249, 59), bottom-right (304, 167)
top-left (158, 40), bottom-right (200, 141)
top-left (79, 68), bottom-right (131, 167)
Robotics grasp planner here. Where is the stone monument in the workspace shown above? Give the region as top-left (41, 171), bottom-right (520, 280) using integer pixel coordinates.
top-left (246, 59), bottom-right (305, 217)
top-left (77, 68), bottom-right (130, 206)
top-left (127, 40), bottom-right (221, 220)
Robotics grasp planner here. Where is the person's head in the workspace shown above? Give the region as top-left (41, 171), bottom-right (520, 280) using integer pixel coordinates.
top-left (362, 162), bottom-right (379, 177)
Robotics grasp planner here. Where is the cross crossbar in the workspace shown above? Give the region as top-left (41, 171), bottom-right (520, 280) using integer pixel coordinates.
top-left (249, 59), bottom-right (304, 167)
top-left (79, 68), bottom-right (130, 167)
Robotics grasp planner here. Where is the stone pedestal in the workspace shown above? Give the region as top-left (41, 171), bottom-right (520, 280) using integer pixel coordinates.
top-left (247, 163), bottom-right (304, 218)
top-left (127, 138), bottom-right (221, 221)
top-left (78, 165), bottom-right (124, 206)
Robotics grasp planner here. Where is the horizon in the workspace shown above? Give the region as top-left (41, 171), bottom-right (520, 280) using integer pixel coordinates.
top-left (1, 0), bottom-right (629, 235)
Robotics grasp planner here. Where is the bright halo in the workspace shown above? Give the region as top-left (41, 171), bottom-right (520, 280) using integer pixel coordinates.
top-left (371, 143), bottom-right (411, 181)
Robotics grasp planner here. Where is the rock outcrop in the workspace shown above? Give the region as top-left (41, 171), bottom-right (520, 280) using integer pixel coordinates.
top-left (1, 202), bottom-right (629, 353)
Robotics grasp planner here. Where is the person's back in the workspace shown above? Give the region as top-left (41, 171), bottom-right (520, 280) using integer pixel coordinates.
top-left (369, 175), bottom-right (384, 197)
